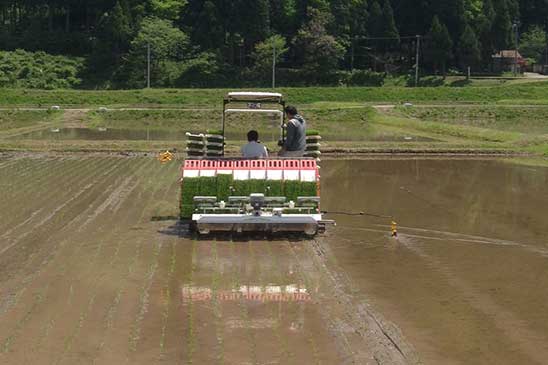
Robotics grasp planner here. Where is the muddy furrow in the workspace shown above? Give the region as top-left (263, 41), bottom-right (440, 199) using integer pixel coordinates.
top-left (0, 157), bottom-right (105, 242)
top-left (0, 157), bottom-right (123, 293)
top-left (262, 242), bottom-right (295, 363)
top-left (2, 158), bottom-right (157, 364)
top-left (0, 157), bottom-right (122, 265)
top-left (87, 160), bottom-right (177, 364)
top-left (294, 236), bottom-right (419, 365)
top-left (0, 158), bottom-right (140, 360)
top-left (37, 159), bottom-right (159, 359)
top-left (0, 158), bottom-right (136, 318)
top-left (0, 158), bottom-right (136, 320)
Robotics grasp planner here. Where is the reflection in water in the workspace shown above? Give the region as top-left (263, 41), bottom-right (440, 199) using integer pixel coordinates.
top-left (182, 285), bottom-right (311, 303)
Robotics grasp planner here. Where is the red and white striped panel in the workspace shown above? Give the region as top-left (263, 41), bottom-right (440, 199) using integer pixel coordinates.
top-left (182, 159), bottom-right (201, 178)
top-left (233, 160), bottom-right (250, 180)
top-left (182, 159), bottom-right (318, 182)
top-left (299, 159), bottom-right (317, 182)
top-left (249, 160), bottom-right (267, 179)
top-left (199, 160), bottom-right (217, 177)
top-left (266, 159), bottom-right (284, 180)
top-left (283, 160), bottom-right (300, 181)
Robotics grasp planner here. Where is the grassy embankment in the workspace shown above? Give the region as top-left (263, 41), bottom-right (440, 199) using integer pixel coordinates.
top-left (0, 85), bottom-right (547, 155)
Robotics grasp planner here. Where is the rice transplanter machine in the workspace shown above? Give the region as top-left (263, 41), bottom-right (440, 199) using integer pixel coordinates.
top-left (180, 92), bottom-right (333, 235)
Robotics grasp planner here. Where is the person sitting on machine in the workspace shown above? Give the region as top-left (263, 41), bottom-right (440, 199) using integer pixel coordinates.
top-left (241, 130), bottom-right (269, 158)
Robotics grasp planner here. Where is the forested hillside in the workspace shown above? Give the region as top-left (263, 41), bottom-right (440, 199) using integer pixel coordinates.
top-left (0, 0), bottom-right (547, 88)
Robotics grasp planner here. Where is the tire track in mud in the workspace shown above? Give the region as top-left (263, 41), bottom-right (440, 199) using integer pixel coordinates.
top-left (0, 158), bottom-right (137, 357)
top-left (220, 240), bottom-right (256, 365)
top-left (397, 234), bottom-right (548, 364)
top-left (287, 237), bottom-right (420, 365)
top-left (282, 240), bottom-right (347, 365)
top-left (253, 241), bottom-right (305, 365)
top-left (186, 238), bottom-right (220, 365)
top-left (5, 157), bottom-right (159, 365)
top-left (263, 242), bottom-right (294, 363)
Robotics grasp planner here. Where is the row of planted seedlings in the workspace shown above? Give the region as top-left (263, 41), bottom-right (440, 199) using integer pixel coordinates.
top-left (186, 129), bottom-right (225, 157)
top-left (180, 175), bottom-right (318, 219)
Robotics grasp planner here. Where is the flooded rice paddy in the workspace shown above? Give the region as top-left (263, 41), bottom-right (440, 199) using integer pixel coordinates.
top-left (9, 127), bottom-right (437, 143)
top-left (0, 155), bottom-right (547, 364)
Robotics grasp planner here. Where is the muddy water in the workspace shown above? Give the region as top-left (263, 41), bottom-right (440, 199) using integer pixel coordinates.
top-left (321, 158), bottom-right (548, 364)
top-left (1, 156), bottom-right (547, 364)
top-left (0, 156), bottom-right (349, 365)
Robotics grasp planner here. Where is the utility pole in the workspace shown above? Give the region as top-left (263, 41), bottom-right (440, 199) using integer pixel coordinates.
top-left (146, 43), bottom-right (151, 88)
top-left (415, 35), bottom-right (421, 87)
top-left (513, 22), bottom-right (519, 76)
top-left (272, 40), bottom-right (276, 89)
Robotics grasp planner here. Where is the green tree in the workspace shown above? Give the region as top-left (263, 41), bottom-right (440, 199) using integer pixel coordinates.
top-left (126, 17), bottom-right (190, 87)
top-left (492, 0), bottom-right (513, 50)
top-left (458, 23), bottom-right (481, 70)
top-left (294, 7), bottom-right (345, 81)
top-left (149, 0), bottom-right (187, 21)
top-left (520, 25), bottom-right (547, 63)
top-left (251, 34), bottom-right (289, 71)
top-left (427, 15), bottom-right (453, 75)
top-left (368, 1), bottom-right (382, 36)
top-left (477, 0), bottom-right (496, 65)
top-left (381, 0), bottom-right (399, 43)
top-left (348, 0), bottom-right (369, 69)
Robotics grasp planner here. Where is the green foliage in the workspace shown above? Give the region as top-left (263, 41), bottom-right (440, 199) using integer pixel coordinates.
top-left (0, 50), bottom-right (83, 89)
top-left (251, 35), bottom-right (289, 72)
top-left (427, 16), bottom-right (453, 75)
top-left (519, 26), bottom-right (547, 64)
top-left (344, 70), bottom-right (386, 86)
top-left (1, 0), bottom-right (547, 87)
top-left (150, 0), bottom-right (187, 21)
top-left (294, 8), bottom-right (345, 80)
top-left (458, 24), bottom-right (482, 70)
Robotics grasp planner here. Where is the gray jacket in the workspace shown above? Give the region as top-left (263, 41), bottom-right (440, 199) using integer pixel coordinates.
top-left (284, 115), bottom-right (306, 152)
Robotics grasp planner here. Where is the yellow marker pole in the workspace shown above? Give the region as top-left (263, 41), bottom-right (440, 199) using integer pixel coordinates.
top-left (391, 221), bottom-right (398, 238)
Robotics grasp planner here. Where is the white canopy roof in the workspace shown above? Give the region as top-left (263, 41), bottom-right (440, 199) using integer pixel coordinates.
top-left (226, 92), bottom-right (283, 103)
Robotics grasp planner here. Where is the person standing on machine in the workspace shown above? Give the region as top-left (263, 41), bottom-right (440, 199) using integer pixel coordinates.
top-left (279, 105), bottom-right (306, 157)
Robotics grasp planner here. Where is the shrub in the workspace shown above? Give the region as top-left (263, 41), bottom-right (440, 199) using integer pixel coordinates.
top-left (0, 50), bottom-right (83, 89)
top-left (344, 70), bottom-right (386, 86)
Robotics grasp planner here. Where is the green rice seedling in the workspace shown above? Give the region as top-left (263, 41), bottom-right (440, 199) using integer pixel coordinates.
top-left (180, 178), bottom-right (200, 218)
top-left (265, 180), bottom-right (283, 196)
top-left (199, 176), bottom-right (218, 196)
top-left (306, 129), bottom-right (320, 136)
top-left (232, 179), bottom-right (251, 196)
top-left (248, 179), bottom-right (265, 194)
top-left (206, 129), bottom-right (223, 136)
top-left (300, 181), bottom-right (318, 196)
top-left (283, 180), bottom-right (301, 202)
top-left (216, 174), bottom-right (233, 201)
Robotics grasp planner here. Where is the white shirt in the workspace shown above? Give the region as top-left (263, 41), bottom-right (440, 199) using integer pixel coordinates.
top-left (241, 141), bottom-right (268, 158)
